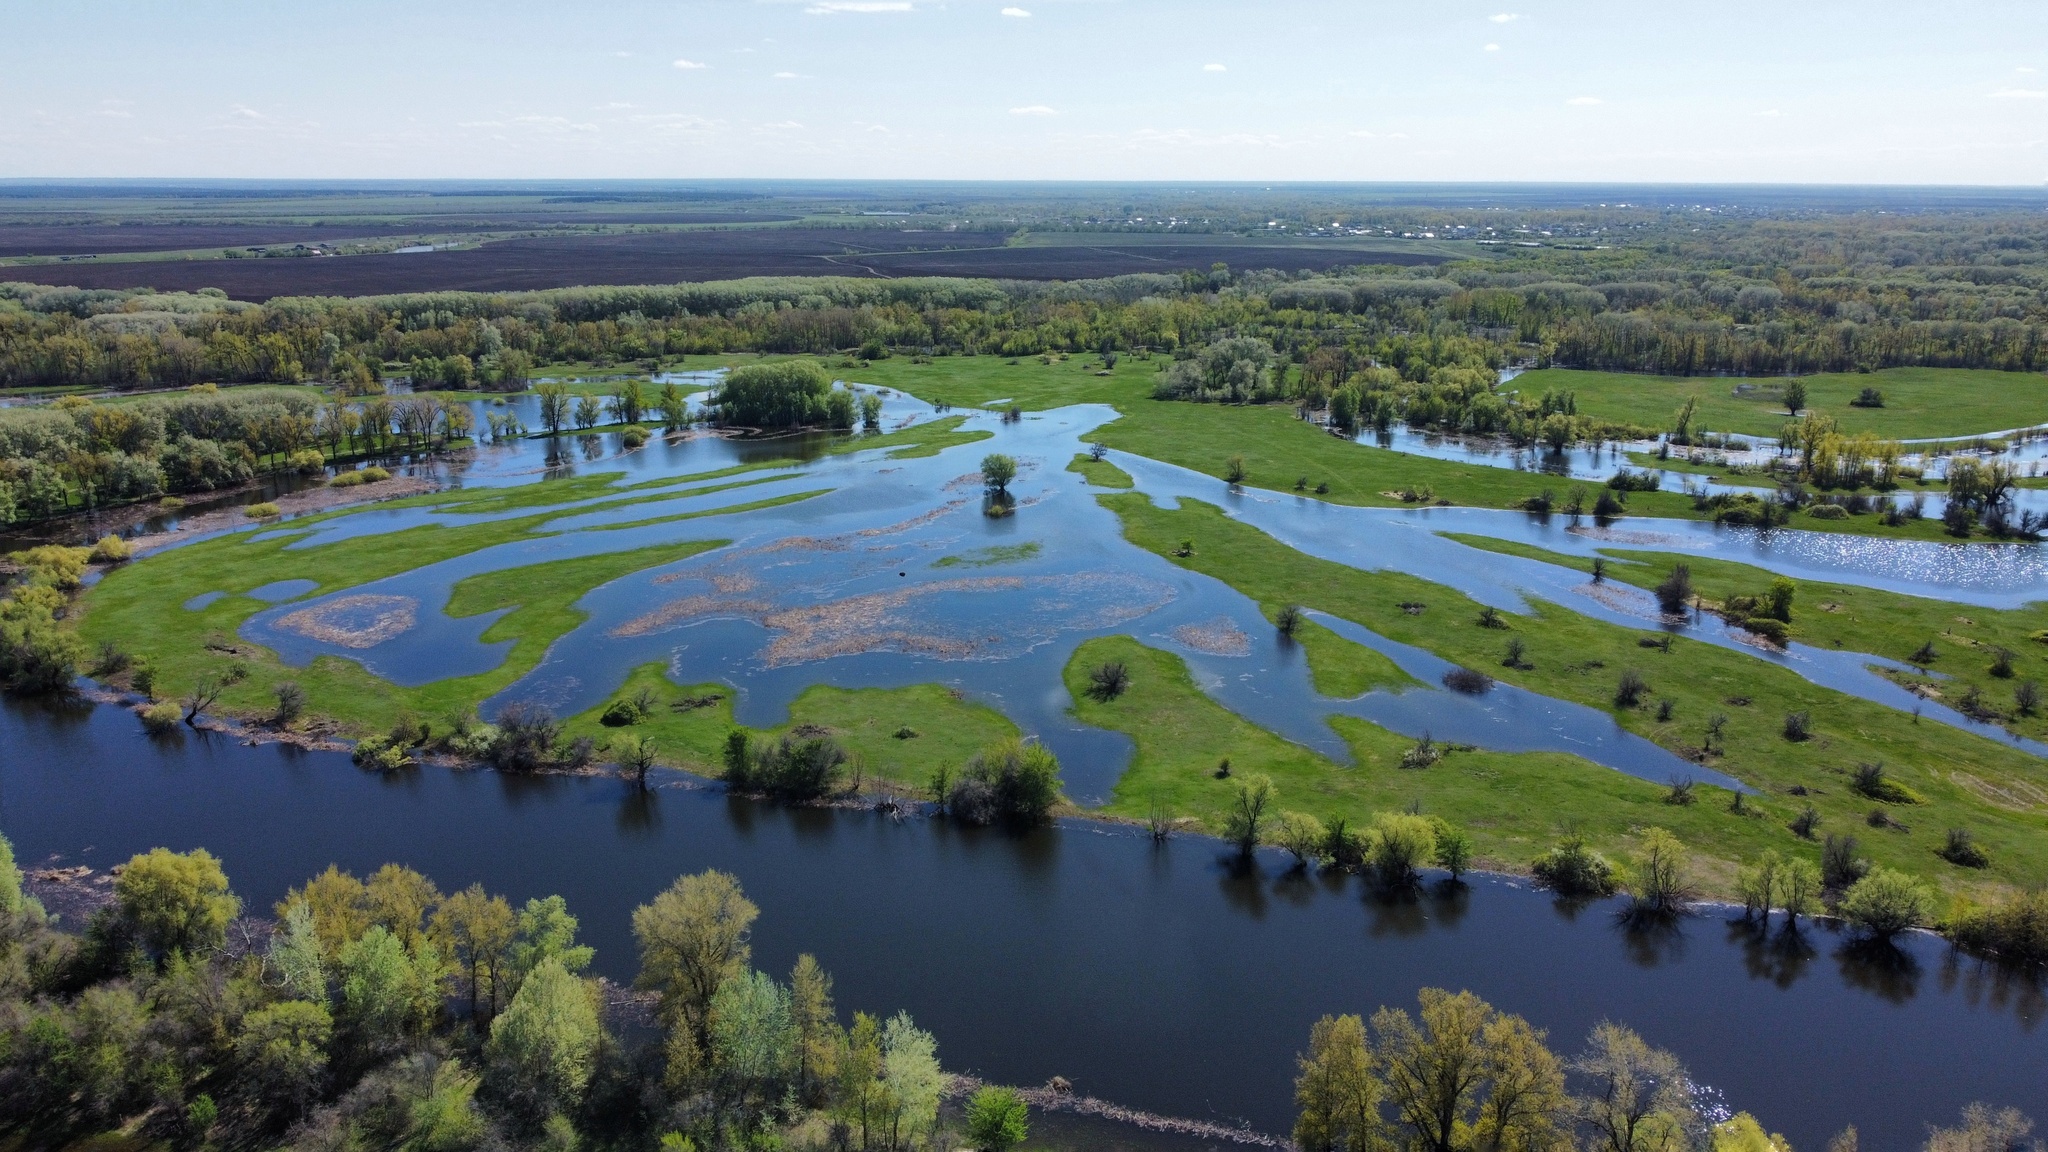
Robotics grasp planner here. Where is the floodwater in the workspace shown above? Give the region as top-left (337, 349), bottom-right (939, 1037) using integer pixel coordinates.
top-left (12, 385), bottom-right (2048, 1146)
top-left (4, 696), bottom-right (2043, 1152)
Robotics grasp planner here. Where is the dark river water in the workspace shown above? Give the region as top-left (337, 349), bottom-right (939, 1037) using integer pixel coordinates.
top-left (5, 695), bottom-right (2043, 1151)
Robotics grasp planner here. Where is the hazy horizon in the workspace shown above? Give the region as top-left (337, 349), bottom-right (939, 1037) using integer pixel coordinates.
top-left (6, 0), bottom-right (2046, 186)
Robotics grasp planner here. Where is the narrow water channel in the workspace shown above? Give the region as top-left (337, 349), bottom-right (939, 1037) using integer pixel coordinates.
top-left (4, 696), bottom-right (2042, 1152)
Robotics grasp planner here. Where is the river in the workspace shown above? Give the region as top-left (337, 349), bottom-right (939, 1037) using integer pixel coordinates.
top-left (4, 695), bottom-right (2043, 1151)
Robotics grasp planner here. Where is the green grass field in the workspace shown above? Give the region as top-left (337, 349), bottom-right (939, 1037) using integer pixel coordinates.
top-left (1440, 532), bottom-right (2048, 743)
top-left (1516, 366), bottom-right (2048, 440)
top-left (846, 354), bottom-right (1976, 542)
top-left (1098, 492), bottom-right (2048, 900)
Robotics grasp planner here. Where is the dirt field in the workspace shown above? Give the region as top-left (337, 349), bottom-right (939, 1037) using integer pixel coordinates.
top-left (5, 228), bottom-right (1445, 298)
top-left (0, 212), bottom-right (806, 258)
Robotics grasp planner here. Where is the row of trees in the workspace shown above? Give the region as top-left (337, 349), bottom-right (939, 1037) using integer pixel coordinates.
top-left (0, 836), bottom-right (1014, 1152)
top-left (8, 205), bottom-right (2048, 398)
top-left (0, 386), bottom-right (471, 523)
top-left (1291, 987), bottom-right (2034, 1152)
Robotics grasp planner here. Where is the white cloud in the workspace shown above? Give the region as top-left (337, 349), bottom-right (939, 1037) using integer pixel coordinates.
top-left (603, 101), bottom-right (639, 109)
top-left (673, 58), bottom-right (707, 69)
top-left (1203, 63), bottom-right (1227, 72)
top-left (1010, 104), bottom-right (1057, 115)
top-left (1001, 6), bottom-right (1030, 15)
top-left (1991, 88), bottom-right (2048, 99)
top-left (1754, 108), bottom-right (1784, 118)
top-left (613, 51), bottom-right (632, 58)
top-left (804, 1), bottom-right (911, 12)
top-left (763, 120), bottom-right (804, 129)
top-left (774, 71), bottom-right (802, 78)
top-left (1566, 96), bottom-right (1601, 106)
top-left (231, 104), bottom-right (265, 119)
top-left (2018, 66), bottom-right (2038, 74)
top-left (1484, 42), bottom-right (1500, 51)
top-left (1489, 12), bottom-right (1520, 22)
top-left (1348, 130), bottom-right (1375, 138)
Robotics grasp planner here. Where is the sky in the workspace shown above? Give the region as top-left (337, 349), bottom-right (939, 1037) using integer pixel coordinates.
top-left (3, 0), bottom-right (2046, 185)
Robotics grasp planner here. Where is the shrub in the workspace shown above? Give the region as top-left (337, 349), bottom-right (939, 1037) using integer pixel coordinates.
top-left (1400, 732), bottom-right (1442, 769)
top-left (1275, 604), bottom-right (1304, 636)
top-left (1850, 387), bottom-right (1885, 408)
top-left (1947, 890), bottom-right (2048, 967)
top-left (2017, 680), bottom-right (2041, 717)
top-left (1223, 454), bottom-right (1247, 484)
top-left (731, 734), bottom-right (847, 801)
top-left (1939, 828), bottom-right (1989, 869)
top-left (360, 466), bottom-right (391, 482)
top-left (1363, 813), bottom-right (1436, 888)
top-left (329, 470), bottom-right (367, 487)
top-left (1663, 777), bottom-right (1695, 806)
top-left (1990, 648), bottom-right (2016, 678)
top-left (1087, 661), bottom-right (1129, 701)
top-left (1791, 806), bottom-right (1822, 839)
top-left (600, 698), bottom-right (646, 727)
top-left (1275, 811), bottom-right (1328, 869)
top-left (288, 448), bottom-right (327, 473)
top-left (1741, 618), bottom-right (1789, 645)
top-left (1221, 772), bottom-right (1276, 854)
top-left (619, 425), bottom-right (650, 448)
top-left (1441, 666), bottom-right (1493, 694)
top-left (1592, 490), bottom-right (1626, 518)
top-left (1653, 565), bottom-right (1693, 613)
top-left (243, 502), bottom-right (282, 519)
top-left (1614, 669), bottom-right (1649, 708)
top-left (488, 702), bottom-right (562, 771)
top-left (1821, 833), bottom-right (1868, 888)
top-left (1432, 821), bottom-right (1472, 879)
top-left (1909, 638), bottom-right (1938, 665)
top-left (273, 681), bottom-right (305, 726)
top-left (1850, 761), bottom-right (1921, 804)
top-left (1838, 868), bottom-right (1933, 939)
top-left (1476, 605), bottom-right (1507, 629)
top-left (948, 739), bottom-right (1062, 826)
top-left (1532, 833), bottom-right (1615, 896)
top-left (1624, 827), bottom-right (1695, 919)
top-left (1764, 577), bottom-right (1796, 622)
top-left (90, 534), bottom-right (130, 563)
top-left (1501, 636), bottom-right (1528, 669)
top-left (1806, 503), bottom-right (1848, 520)
top-left (965, 1086), bottom-right (1030, 1152)
top-left (1781, 711), bottom-right (1812, 741)
top-left (351, 735), bottom-right (413, 771)
top-left (1605, 468), bottom-right (1662, 492)
top-left (140, 700), bottom-right (183, 733)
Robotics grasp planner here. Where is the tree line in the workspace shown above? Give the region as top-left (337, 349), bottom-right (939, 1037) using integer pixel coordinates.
top-left (0, 835), bottom-right (1033, 1152)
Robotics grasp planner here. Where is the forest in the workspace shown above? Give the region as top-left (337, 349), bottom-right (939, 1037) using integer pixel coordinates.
top-left (3, 205), bottom-right (2046, 394)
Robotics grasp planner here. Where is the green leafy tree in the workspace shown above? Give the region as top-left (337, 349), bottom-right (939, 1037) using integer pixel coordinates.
top-left (0, 829), bottom-right (23, 917)
top-left (510, 894), bottom-right (596, 988)
top-left (712, 360), bottom-right (835, 427)
top-left (269, 900), bottom-right (328, 1001)
top-left (1372, 988), bottom-right (1491, 1152)
top-left (235, 999), bottom-right (333, 1118)
top-left (1292, 1013), bottom-right (1382, 1152)
top-left (338, 925), bottom-right (438, 1056)
top-left (432, 883), bottom-right (517, 1019)
top-left (966, 1086), bottom-right (1030, 1152)
top-left (980, 453), bottom-right (1017, 493)
top-left (536, 382), bottom-right (571, 436)
top-left (113, 846), bottom-right (242, 957)
top-left (708, 968), bottom-right (797, 1116)
top-left (486, 956), bottom-right (603, 1119)
top-left (790, 953), bottom-right (842, 1104)
top-left (1838, 868), bottom-right (1933, 939)
top-left (881, 1012), bottom-right (944, 1151)
top-left (1569, 1021), bottom-right (1697, 1152)
top-left (634, 869), bottom-right (758, 1042)
top-left (657, 381), bottom-right (689, 429)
